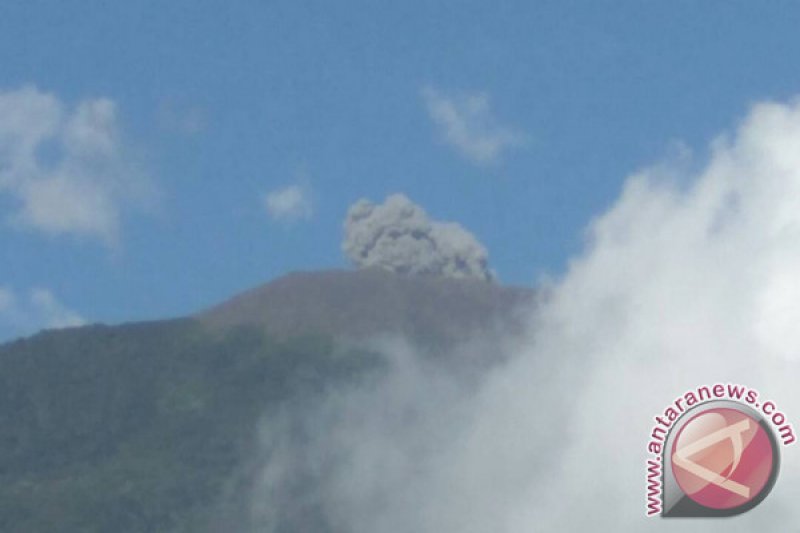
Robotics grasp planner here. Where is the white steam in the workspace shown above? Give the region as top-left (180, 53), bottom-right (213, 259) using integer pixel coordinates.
top-left (254, 97), bottom-right (800, 531)
top-left (342, 193), bottom-right (493, 281)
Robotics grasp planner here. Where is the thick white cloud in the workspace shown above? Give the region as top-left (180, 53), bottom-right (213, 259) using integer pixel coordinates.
top-left (0, 85), bottom-right (152, 244)
top-left (253, 97), bottom-right (800, 532)
top-left (342, 193), bottom-right (493, 281)
top-left (422, 86), bottom-right (524, 164)
top-left (0, 286), bottom-right (85, 340)
top-left (264, 184), bottom-right (314, 222)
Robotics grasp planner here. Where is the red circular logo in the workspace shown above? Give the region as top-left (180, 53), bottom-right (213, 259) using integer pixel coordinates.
top-left (671, 407), bottom-right (775, 510)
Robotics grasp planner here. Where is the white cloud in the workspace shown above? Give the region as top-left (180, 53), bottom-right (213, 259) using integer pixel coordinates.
top-left (251, 96), bottom-right (800, 531)
top-left (264, 184), bottom-right (314, 222)
top-left (0, 287), bottom-right (15, 314)
top-left (422, 86), bottom-right (525, 164)
top-left (28, 288), bottom-right (86, 329)
top-left (0, 286), bottom-right (85, 340)
top-left (0, 85), bottom-right (153, 244)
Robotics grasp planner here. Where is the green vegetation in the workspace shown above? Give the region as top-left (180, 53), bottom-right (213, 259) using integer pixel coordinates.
top-left (0, 320), bottom-right (378, 532)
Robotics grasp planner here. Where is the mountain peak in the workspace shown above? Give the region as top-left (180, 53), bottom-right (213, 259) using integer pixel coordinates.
top-left (198, 268), bottom-right (534, 342)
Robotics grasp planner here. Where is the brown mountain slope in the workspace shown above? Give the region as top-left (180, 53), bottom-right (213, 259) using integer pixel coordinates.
top-left (198, 268), bottom-right (535, 343)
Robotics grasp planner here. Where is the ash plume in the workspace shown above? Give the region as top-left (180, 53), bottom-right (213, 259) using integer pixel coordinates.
top-left (342, 194), bottom-right (493, 281)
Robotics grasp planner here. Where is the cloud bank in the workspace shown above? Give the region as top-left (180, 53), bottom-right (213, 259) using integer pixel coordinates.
top-left (252, 96), bottom-right (800, 532)
top-left (422, 87), bottom-right (524, 164)
top-left (0, 85), bottom-right (152, 244)
top-left (342, 193), bottom-right (493, 281)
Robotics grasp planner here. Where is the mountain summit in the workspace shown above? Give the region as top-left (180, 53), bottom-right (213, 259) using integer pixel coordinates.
top-left (199, 268), bottom-right (534, 343)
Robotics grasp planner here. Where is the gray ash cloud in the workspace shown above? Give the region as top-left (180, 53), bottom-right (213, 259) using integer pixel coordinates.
top-left (342, 194), bottom-right (493, 281)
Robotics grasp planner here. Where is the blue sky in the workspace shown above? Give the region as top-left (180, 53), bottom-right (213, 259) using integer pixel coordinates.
top-left (1, 1), bottom-right (800, 340)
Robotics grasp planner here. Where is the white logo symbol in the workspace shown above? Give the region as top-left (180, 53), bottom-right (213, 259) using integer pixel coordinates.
top-left (672, 418), bottom-right (751, 498)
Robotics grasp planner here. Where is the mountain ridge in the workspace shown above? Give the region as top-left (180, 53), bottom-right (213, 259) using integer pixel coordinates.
top-left (198, 267), bottom-right (535, 343)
